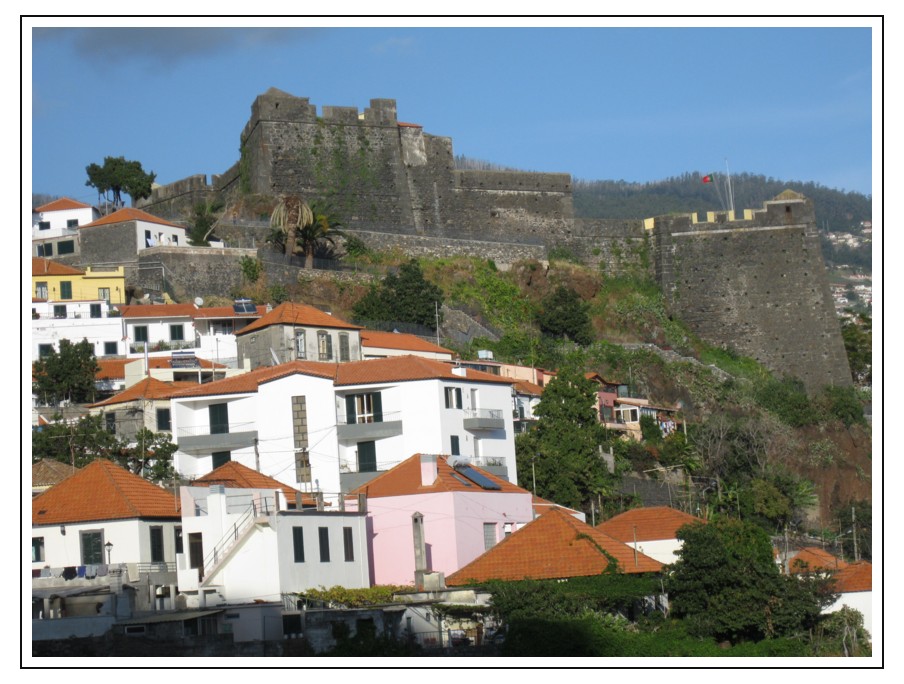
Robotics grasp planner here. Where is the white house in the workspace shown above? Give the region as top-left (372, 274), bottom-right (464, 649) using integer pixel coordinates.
top-left (360, 329), bottom-right (454, 361)
top-left (80, 207), bottom-right (187, 251)
top-left (169, 356), bottom-right (517, 503)
top-left (176, 482), bottom-right (370, 609)
top-left (32, 197), bottom-right (99, 257)
top-left (824, 561), bottom-right (873, 637)
top-left (596, 506), bottom-right (705, 566)
top-left (32, 298), bottom-right (125, 362)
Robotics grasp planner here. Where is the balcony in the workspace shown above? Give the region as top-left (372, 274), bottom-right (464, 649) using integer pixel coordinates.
top-left (336, 410), bottom-right (403, 442)
top-left (463, 408), bottom-right (505, 431)
top-left (176, 421), bottom-right (258, 454)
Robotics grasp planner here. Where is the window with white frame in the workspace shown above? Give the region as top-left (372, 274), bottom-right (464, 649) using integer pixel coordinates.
top-left (294, 329), bottom-right (306, 359)
top-left (317, 331), bottom-right (333, 361)
top-left (35, 282), bottom-right (48, 299)
top-left (444, 387), bottom-right (463, 409)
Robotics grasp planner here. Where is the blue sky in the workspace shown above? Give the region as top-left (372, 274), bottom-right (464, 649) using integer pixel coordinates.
top-left (28, 22), bottom-right (876, 204)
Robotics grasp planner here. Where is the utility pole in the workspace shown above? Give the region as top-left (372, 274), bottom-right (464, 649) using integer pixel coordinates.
top-left (254, 438), bottom-right (261, 472)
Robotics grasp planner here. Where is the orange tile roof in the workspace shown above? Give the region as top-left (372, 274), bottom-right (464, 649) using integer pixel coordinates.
top-left (597, 506), bottom-right (704, 542)
top-left (191, 461), bottom-right (316, 506)
top-left (171, 356), bottom-right (511, 399)
top-left (35, 197), bottom-right (92, 212)
top-left (512, 379), bottom-right (544, 396)
top-left (446, 507), bottom-right (663, 585)
top-left (96, 358), bottom-right (132, 381)
top-left (833, 561), bottom-right (872, 593)
top-left (147, 356), bottom-right (226, 370)
top-left (334, 355), bottom-right (510, 387)
top-left (32, 459), bottom-right (79, 488)
top-left (350, 454), bottom-right (527, 498)
top-left (32, 459), bottom-right (180, 525)
top-left (32, 257), bottom-right (85, 277)
top-left (89, 377), bottom-right (198, 407)
top-left (789, 546), bottom-right (849, 574)
top-left (81, 207), bottom-right (183, 229)
top-left (171, 361), bottom-right (338, 398)
top-left (118, 303), bottom-right (198, 319)
top-left (236, 302), bottom-right (361, 335)
top-left (361, 330), bottom-right (453, 355)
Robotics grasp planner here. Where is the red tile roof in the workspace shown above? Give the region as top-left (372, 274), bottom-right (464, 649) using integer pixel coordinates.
top-left (512, 379), bottom-right (544, 396)
top-left (171, 356), bottom-right (512, 399)
top-left (118, 303), bottom-right (198, 319)
top-left (147, 356), bottom-right (226, 370)
top-left (32, 459), bottom-right (79, 488)
top-left (597, 506), bottom-right (705, 542)
top-left (350, 454), bottom-right (527, 498)
top-left (789, 547), bottom-right (849, 574)
top-left (32, 257), bottom-right (85, 277)
top-left (89, 377), bottom-right (198, 407)
top-left (191, 461), bottom-right (316, 506)
top-left (81, 207), bottom-right (183, 229)
top-left (833, 561), bottom-right (872, 593)
top-left (96, 358), bottom-right (132, 381)
top-left (32, 459), bottom-right (180, 525)
top-left (236, 302), bottom-right (361, 335)
top-left (35, 197), bottom-right (92, 212)
top-left (446, 507), bottom-right (663, 585)
top-left (361, 329), bottom-right (453, 355)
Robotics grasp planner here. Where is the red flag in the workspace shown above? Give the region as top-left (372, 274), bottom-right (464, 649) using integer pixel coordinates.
top-left (702, 174), bottom-right (715, 184)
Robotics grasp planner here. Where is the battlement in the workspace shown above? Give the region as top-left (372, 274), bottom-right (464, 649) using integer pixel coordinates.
top-left (644, 191), bottom-right (816, 233)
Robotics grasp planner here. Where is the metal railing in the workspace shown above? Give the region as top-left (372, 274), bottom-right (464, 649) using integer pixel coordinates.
top-left (176, 421), bottom-right (257, 439)
top-left (201, 498), bottom-right (275, 579)
top-left (463, 408), bottom-right (503, 421)
top-left (335, 409), bottom-right (402, 426)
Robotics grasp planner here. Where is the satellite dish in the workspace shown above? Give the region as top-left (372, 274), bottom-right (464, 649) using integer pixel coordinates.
top-left (194, 297), bottom-right (204, 307)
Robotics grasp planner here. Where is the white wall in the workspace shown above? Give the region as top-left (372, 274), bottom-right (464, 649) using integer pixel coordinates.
top-left (825, 591), bottom-right (873, 637)
top-left (124, 315), bottom-right (195, 351)
top-left (622, 539), bottom-right (683, 567)
top-left (32, 300), bottom-right (125, 361)
top-left (135, 219), bottom-right (186, 250)
top-left (32, 206), bottom-right (97, 239)
top-left (33, 518), bottom-right (179, 568)
top-left (275, 513), bottom-right (370, 592)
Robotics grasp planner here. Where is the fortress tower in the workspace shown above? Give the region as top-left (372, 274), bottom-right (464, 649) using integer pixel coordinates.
top-left (648, 190), bottom-right (852, 393)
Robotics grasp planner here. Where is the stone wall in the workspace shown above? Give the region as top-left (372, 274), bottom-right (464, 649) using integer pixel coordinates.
top-left (136, 246), bottom-right (257, 300)
top-left (649, 192), bottom-right (851, 393)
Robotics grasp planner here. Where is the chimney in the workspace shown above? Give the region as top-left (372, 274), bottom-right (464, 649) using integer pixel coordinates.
top-left (412, 511), bottom-right (426, 574)
top-left (420, 454), bottom-right (438, 486)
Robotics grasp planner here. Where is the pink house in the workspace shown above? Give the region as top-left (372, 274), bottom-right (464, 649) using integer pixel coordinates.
top-left (350, 454), bottom-right (534, 587)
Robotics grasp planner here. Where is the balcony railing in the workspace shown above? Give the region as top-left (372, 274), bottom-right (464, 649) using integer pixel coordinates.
top-left (336, 410), bottom-right (403, 441)
top-left (463, 408), bottom-right (505, 431)
top-left (176, 421), bottom-right (258, 454)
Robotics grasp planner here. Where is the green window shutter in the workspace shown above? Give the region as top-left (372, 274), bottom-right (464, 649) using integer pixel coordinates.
top-left (346, 395), bottom-right (356, 425)
top-left (455, 388), bottom-right (462, 408)
top-left (372, 392), bottom-right (383, 422)
top-left (60, 281), bottom-right (72, 299)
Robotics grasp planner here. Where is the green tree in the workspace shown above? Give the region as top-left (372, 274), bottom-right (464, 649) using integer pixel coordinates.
top-left (187, 198), bottom-right (224, 246)
top-left (33, 339), bottom-right (100, 405)
top-left (516, 361), bottom-right (608, 513)
top-left (85, 156), bottom-right (156, 207)
top-left (352, 259), bottom-right (444, 329)
top-left (269, 195), bottom-right (314, 263)
top-left (32, 414), bottom-right (118, 468)
top-left (112, 428), bottom-right (178, 485)
top-left (841, 312), bottom-right (871, 386)
top-left (536, 285), bottom-right (593, 345)
top-left (667, 518), bottom-right (834, 642)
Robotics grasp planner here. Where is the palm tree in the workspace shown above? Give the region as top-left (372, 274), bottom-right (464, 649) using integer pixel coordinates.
top-left (269, 195), bottom-right (313, 264)
top-left (269, 196), bottom-right (343, 268)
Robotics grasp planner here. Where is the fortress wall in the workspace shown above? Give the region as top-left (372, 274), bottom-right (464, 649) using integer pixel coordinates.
top-left (650, 196), bottom-right (851, 392)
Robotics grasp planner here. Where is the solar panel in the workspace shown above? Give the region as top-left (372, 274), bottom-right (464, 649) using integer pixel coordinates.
top-left (450, 473), bottom-right (473, 488)
top-left (454, 465), bottom-right (501, 490)
top-left (233, 299), bottom-right (256, 314)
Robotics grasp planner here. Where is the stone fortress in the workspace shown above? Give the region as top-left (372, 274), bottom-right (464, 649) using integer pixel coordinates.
top-left (135, 88), bottom-right (851, 392)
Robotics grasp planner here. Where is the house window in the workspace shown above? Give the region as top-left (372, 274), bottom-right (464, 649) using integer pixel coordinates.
top-left (170, 324), bottom-right (184, 342)
top-left (145, 230), bottom-right (152, 247)
top-left (357, 441), bottom-right (377, 473)
top-left (80, 530), bottom-right (104, 565)
top-left (150, 526), bottom-right (165, 563)
top-left (105, 412), bottom-right (116, 434)
top-left (318, 527), bottom-right (330, 562)
top-left (134, 325), bottom-right (149, 343)
top-left (156, 408), bottom-right (171, 431)
top-left (36, 282), bottom-right (48, 299)
top-left (451, 435), bottom-right (460, 456)
top-left (209, 403), bottom-right (229, 434)
top-left (175, 526), bottom-right (183, 555)
top-left (98, 287), bottom-right (111, 302)
top-left (38, 220), bottom-right (50, 230)
top-left (38, 243), bottom-right (53, 257)
top-left (90, 303), bottom-right (102, 318)
top-left (294, 329), bottom-right (306, 359)
top-left (53, 304), bottom-right (67, 319)
top-left (212, 451), bottom-right (231, 469)
top-left (444, 387), bottom-right (463, 409)
top-left (104, 341), bottom-right (118, 356)
top-left (345, 392), bottom-right (382, 425)
top-left (60, 281), bottom-right (72, 299)
top-left (293, 527), bottom-right (305, 563)
top-left (343, 527), bottom-right (354, 562)
top-left (172, 235), bottom-right (179, 245)
top-left (317, 331), bottom-right (333, 361)
top-left (38, 344), bottom-right (54, 358)
top-left (32, 537), bottom-right (45, 563)
top-left (57, 240), bottom-right (75, 255)
top-left (67, 219), bottom-right (79, 228)
top-left (338, 333), bottom-right (350, 362)
top-left (483, 523), bottom-right (497, 551)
